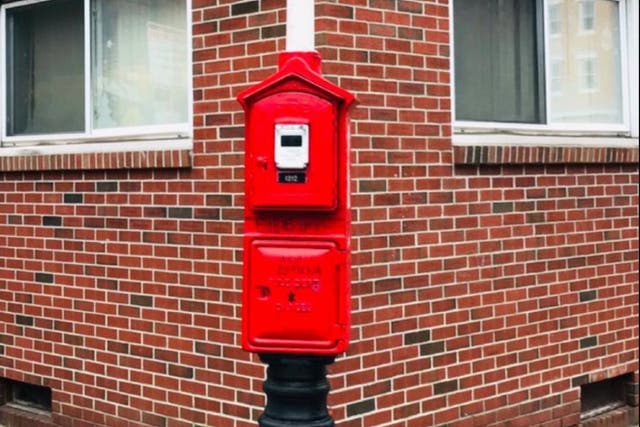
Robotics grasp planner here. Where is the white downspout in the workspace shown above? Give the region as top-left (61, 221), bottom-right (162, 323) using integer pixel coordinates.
top-left (286, 0), bottom-right (315, 52)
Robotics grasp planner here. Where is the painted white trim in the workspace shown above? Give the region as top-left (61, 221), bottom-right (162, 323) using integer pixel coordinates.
top-left (543, 0), bottom-right (551, 124)
top-left (91, 123), bottom-right (190, 139)
top-left (449, 0), bottom-right (456, 124)
top-left (0, 138), bottom-right (192, 157)
top-left (2, 127), bottom-right (190, 146)
top-left (286, 0), bottom-right (315, 51)
top-left (628, 0), bottom-right (639, 137)
top-left (452, 133), bottom-right (638, 148)
top-left (617, 0), bottom-right (632, 134)
top-left (1, 5), bottom-right (6, 143)
top-left (186, 0), bottom-right (194, 141)
top-left (84, 0), bottom-right (91, 133)
top-left (455, 120), bottom-right (630, 134)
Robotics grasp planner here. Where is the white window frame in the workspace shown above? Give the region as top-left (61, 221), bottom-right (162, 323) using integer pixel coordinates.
top-left (452, 0), bottom-right (639, 144)
top-left (0, 0), bottom-right (193, 154)
top-left (629, 0), bottom-right (639, 137)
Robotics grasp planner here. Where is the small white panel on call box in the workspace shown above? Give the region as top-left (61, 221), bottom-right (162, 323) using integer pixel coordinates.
top-left (275, 124), bottom-right (309, 170)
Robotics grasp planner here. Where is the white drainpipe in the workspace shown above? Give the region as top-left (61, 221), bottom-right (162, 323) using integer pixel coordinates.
top-left (286, 0), bottom-right (315, 52)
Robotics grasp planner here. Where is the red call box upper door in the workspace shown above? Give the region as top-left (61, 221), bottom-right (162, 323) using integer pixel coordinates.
top-left (244, 240), bottom-right (348, 354)
top-left (247, 90), bottom-right (337, 211)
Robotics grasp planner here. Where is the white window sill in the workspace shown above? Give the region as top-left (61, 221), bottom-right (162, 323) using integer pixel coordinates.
top-left (453, 132), bottom-right (638, 148)
top-left (0, 138), bottom-right (192, 157)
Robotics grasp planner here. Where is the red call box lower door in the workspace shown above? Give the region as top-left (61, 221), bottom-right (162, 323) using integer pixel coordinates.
top-left (244, 240), bottom-right (348, 354)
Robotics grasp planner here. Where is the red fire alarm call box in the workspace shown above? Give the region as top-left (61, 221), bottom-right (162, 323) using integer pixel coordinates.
top-left (238, 52), bottom-right (355, 355)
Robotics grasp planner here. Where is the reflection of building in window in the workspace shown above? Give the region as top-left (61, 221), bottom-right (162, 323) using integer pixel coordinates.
top-left (453, 0), bottom-right (541, 123)
top-left (579, 55), bottom-right (598, 92)
top-left (549, 2), bottom-right (562, 36)
top-left (579, 0), bottom-right (595, 32)
top-left (92, 0), bottom-right (188, 130)
top-left (550, 58), bottom-right (564, 95)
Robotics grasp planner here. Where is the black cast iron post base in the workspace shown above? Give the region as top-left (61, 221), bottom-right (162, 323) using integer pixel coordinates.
top-left (258, 353), bottom-right (335, 427)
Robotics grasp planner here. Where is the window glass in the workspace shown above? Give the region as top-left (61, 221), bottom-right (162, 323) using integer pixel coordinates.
top-left (11, 380), bottom-right (52, 412)
top-left (3, 0), bottom-right (189, 143)
top-left (579, 56), bottom-right (598, 91)
top-left (0, 378), bottom-right (52, 413)
top-left (550, 58), bottom-right (564, 95)
top-left (454, 0), bottom-right (542, 123)
top-left (454, 0), bottom-right (625, 127)
top-left (5, 0), bottom-right (84, 136)
top-left (92, 0), bottom-right (188, 130)
top-left (549, 2), bottom-right (562, 35)
top-left (548, 0), bottom-right (622, 123)
top-left (580, 0), bottom-right (596, 31)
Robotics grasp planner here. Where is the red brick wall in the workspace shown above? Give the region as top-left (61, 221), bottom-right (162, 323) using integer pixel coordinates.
top-left (0, 1), bottom-right (638, 427)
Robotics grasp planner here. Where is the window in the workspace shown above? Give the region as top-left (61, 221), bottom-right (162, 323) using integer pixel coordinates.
top-left (580, 0), bottom-right (596, 32)
top-left (549, 2), bottom-right (562, 35)
top-left (453, 0), bottom-right (631, 131)
top-left (0, 378), bottom-right (52, 413)
top-left (578, 55), bottom-right (598, 92)
top-left (550, 57), bottom-right (564, 95)
top-left (453, 0), bottom-right (543, 124)
top-left (548, 0), bottom-right (622, 124)
top-left (580, 373), bottom-right (634, 421)
top-left (1, 0), bottom-right (190, 147)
